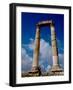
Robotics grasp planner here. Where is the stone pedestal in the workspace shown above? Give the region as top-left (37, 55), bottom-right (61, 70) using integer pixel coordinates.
top-left (49, 65), bottom-right (64, 76)
top-left (31, 66), bottom-right (41, 76)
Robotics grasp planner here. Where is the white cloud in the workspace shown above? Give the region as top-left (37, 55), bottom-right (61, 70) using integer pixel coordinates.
top-left (28, 44), bottom-right (34, 50)
top-left (59, 53), bottom-right (64, 60)
top-left (40, 39), bottom-right (52, 60)
top-left (40, 64), bottom-right (46, 72)
top-left (46, 65), bottom-right (51, 72)
top-left (38, 39), bottom-right (53, 68)
top-left (28, 38), bottom-right (34, 50)
top-left (21, 48), bottom-right (32, 72)
top-left (27, 38), bottom-right (52, 61)
top-left (21, 38), bottom-right (64, 73)
top-left (39, 39), bottom-right (64, 71)
top-left (30, 38), bottom-right (34, 42)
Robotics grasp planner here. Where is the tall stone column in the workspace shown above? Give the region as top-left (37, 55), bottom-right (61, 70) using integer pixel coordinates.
top-left (49, 23), bottom-right (63, 75)
top-left (32, 25), bottom-right (40, 73)
top-left (50, 23), bottom-right (59, 66)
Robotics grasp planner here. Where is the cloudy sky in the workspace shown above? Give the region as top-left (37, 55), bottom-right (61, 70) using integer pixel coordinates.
top-left (21, 12), bottom-right (64, 73)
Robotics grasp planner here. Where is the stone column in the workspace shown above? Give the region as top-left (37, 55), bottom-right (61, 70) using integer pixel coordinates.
top-left (32, 25), bottom-right (40, 72)
top-left (50, 23), bottom-right (59, 66)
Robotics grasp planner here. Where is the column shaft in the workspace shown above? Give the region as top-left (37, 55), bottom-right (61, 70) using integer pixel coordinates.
top-left (50, 24), bottom-right (59, 66)
top-left (32, 26), bottom-right (40, 69)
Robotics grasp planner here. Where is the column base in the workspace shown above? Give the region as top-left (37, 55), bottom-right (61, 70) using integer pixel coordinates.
top-left (21, 66), bottom-right (41, 77)
top-left (48, 65), bottom-right (64, 76)
top-left (25, 66), bottom-right (41, 77)
top-left (31, 66), bottom-right (41, 76)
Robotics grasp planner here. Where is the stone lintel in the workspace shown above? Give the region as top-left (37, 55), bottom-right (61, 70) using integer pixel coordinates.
top-left (36, 20), bottom-right (54, 27)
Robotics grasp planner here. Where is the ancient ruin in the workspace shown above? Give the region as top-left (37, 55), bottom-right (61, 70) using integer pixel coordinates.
top-left (31, 20), bottom-right (63, 76)
top-left (22, 20), bottom-right (64, 77)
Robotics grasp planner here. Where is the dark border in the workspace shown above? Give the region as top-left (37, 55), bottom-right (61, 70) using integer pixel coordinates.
top-left (9, 3), bottom-right (71, 87)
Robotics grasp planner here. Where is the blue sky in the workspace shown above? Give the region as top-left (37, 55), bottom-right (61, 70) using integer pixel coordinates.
top-left (21, 12), bottom-right (64, 73)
